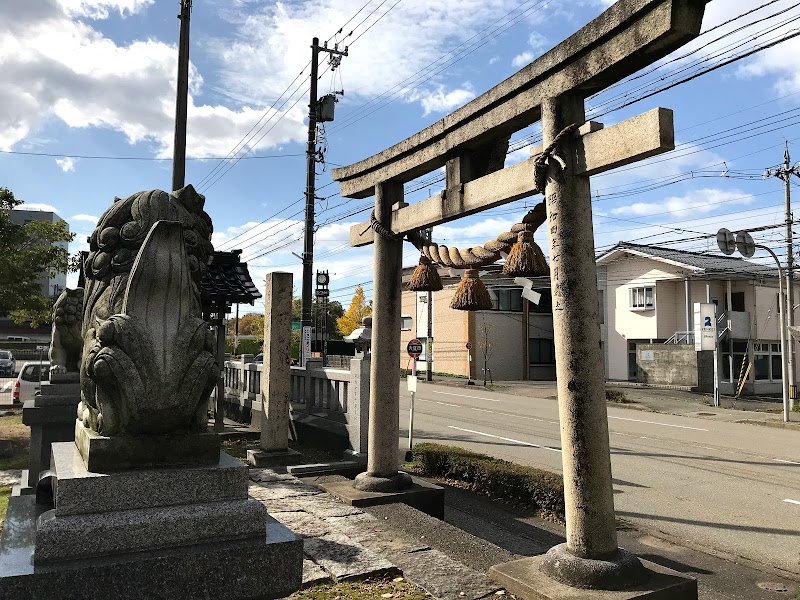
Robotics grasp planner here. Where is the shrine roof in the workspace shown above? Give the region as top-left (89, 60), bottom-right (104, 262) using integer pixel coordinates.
top-left (200, 251), bottom-right (262, 306)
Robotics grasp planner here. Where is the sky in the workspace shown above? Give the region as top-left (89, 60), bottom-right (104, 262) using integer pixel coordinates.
top-left (4, 0), bottom-right (800, 316)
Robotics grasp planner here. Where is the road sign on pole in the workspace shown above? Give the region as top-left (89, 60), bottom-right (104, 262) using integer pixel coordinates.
top-left (407, 338), bottom-right (423, 359)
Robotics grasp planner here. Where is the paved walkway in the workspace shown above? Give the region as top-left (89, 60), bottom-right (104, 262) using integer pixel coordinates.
top-left (249, 468), bottom-right (503, 599)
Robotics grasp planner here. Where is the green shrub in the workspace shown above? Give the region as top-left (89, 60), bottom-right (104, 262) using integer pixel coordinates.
top-left (605, 389), bottom-right (630, 403)
top-left (409, 443), bottom-right (564, 519)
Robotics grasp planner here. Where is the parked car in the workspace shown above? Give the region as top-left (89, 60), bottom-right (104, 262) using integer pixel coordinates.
top-left (0, 350), bottom-right (13, 376)
top-left (5, 335), bottom-right (30, 341)
top-left (12, 361), bottom-right (50, 404)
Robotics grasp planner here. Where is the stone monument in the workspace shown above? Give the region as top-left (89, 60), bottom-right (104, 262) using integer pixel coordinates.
top-left (14, 289), bottom-right (84, 497)
top-left (0, 186), bottom-right (303, 599)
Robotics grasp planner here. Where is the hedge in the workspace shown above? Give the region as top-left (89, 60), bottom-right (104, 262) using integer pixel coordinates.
top-left (409, 443), bottom-right (565, 519)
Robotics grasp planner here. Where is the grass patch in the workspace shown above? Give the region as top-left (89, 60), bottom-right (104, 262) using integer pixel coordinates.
top-left (0, 486), bottom-right (11, 529)
top-left (221, 438), bottom-right (342, 465)
top-left (286, 577), bottom-right (428, 599)
top-left (0, 413), bottom-right (29, 471)
top-left (406, 442), bottom-right (564, 521)
top-left (605, 389), bottom-right (631, 404)
top-left (792, 403), bottom-right (800, 413)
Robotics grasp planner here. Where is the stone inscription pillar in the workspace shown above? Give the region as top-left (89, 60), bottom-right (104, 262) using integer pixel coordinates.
top-left (541, 94), bottom-right (619, 560)
top-left (260, 272), bottom-right (293, 452)
top-left (354, 180), bottom-right (411, 491)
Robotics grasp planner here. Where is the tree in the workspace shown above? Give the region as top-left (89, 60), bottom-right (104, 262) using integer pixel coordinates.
top-left (337, 285), bottom-right (372, 336)
top-left (0, 187), bottom-right (75, 327)
top-left (292, 298), bottom-right (345, 340)
top-left (477, 314), bottom-right (495, 386)
top-left (227, 312), bottom-right (264, 339)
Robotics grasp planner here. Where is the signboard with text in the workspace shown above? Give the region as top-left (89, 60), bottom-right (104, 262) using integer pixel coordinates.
top-left (407, 338), bottom-right (423, 359)
top-left (694, 303), bottom-right (716, 351)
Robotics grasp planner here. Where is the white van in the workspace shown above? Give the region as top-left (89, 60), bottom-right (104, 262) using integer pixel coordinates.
top-left (5, 336), bottom-right (30, 342)
top-left (12, 361), bottom-right (50, 404)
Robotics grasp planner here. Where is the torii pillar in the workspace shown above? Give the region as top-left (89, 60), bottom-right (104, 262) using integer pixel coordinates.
top-left (333, 1), bottom-right (706, 596)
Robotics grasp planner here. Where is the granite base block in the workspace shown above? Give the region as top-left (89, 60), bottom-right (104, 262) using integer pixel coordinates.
top-left (319, 477), bottom-right (444, 519)
top-left (488, 555), bottom-right (698, 600)
top-left (74, 420), bottom-right (220, 471)
top-left (0, 495), bottom-right (303, 600)
top-left (35, 498), bottom-right (270, 563)
top-left (51, 443), bottom-right (248, 516)
top-left (247, 448), bottom-right (303, 467)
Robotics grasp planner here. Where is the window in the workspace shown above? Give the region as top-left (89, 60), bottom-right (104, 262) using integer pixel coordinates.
top-left (630, 286), bottom-right (654, 310)
top-left (753, 340), bottom-right (782, 382)
top-left (401, 315), bottom-right (413, 331)
top-left (20, 364), bottom-right (49, 382)
top-left (488, 287), bottom-right (523, 312)
top-left (529, 338), bottom-right (556, 364)
top-left (597, 289), bottom-right (605, 324)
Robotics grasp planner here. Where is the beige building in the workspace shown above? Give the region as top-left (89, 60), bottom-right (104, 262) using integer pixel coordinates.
top-left (399, 266), bottom-right (555, 381)
top-left (597, 242), bottom-right (791, 395)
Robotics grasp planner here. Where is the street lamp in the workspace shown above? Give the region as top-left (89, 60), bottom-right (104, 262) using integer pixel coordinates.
top-left (717, 228), bottom-right (791, 422)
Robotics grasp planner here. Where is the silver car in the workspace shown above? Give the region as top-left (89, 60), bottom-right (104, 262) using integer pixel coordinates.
top-left (0, 350), bottom-right (13, 377)
top-left (12, 361), bottom-right (50, 404)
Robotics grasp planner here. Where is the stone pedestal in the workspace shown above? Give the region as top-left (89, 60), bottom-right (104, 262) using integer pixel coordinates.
top-left (489, 555), bottom-right (697, 599)
top-left (0, 443), bottom-right (303, 599)
top-left (14, 374), bottom-right (81, 496)
top-left (320, 476), bottom-right (444, 519)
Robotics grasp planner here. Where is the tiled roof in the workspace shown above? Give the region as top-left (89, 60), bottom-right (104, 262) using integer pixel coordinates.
top-left (200, 251), bottom-right (262, 306)
top-left (598, 242), bottom-right (780, 278)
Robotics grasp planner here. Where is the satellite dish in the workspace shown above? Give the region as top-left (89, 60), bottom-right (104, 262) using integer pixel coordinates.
top-left (735, 230), bottom-right (756, 258)
top-left (716, 228), bottom-right (736, 255)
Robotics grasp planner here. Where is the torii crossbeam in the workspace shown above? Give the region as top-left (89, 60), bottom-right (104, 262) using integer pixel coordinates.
top-left (332, 1), bottom-right (708, 596)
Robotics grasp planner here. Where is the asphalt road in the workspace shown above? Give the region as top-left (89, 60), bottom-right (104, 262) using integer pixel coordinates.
top-left (399, 381), bottom-right (800, 577)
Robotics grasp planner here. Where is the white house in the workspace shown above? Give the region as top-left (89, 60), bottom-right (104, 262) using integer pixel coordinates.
top-left (597, 242), bottom-right (792, 396)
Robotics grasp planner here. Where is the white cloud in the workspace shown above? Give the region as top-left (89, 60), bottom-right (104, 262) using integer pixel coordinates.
top-left (413, 86), bottom-right (475, 116)
top-left (0, 2), bottom-right (305, 157)
top-left (56, 157), bottom-right (76, 172)
top-left (57, 0), bottom-right (153, 19)
top-left (512, 52), bottom-right (534, 68)
top-left (21, 203), bottom-right (59, 212)
top-left (71, 214), bottom-right (99, 224)
top-left (210, 0), bottom-right (532, 112)
top-left (527, 31), bottom-right (548, 53)
top-left (610, 188), bottom-right (752, 217)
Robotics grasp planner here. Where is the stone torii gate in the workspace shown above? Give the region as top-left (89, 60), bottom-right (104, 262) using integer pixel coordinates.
top-left (333, 1), bottom-right (707, 597)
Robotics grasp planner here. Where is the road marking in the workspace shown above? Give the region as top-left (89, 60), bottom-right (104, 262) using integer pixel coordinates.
top-left (784, 499), bottom-right (800, 506)
top-left (435, 401), bottom-right (460, 408)
top-left (448, 426), bottom-right (561, 453)
top-left (607, 415), bottom-right (708, 431)
top-left (775, 459), bottom-right (800, 466)
top-left (432, 391), bottom-right (501, 402)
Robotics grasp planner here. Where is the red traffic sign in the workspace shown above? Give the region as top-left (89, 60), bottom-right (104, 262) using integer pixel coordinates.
top-left (465, 342), bottom-right (472, 349)
top-left (407, 338), bottom-right (423, 359)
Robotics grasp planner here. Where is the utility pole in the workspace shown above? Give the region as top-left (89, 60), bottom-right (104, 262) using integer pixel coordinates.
top-left (301, 38), bottom-right (347, 365)
top-left (426, 228), bottom-right (433, 382)
top-left (765, 143), bottom-right (800, 409)
top-left (172, 0), bottom-right (192, 192)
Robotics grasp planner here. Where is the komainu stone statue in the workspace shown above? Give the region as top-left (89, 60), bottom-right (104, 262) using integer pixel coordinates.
top-left (49, 288), bottom-right (84, 374)
top-left (78, 185), bottom-right (218, 437)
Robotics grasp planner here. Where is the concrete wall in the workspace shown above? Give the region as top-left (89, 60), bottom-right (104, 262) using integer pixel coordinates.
top-left (635, 344), bottom-right (711, 391)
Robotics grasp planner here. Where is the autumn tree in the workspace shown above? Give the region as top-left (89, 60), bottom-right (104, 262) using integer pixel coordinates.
top-left (0, 187), bottom-right (75, 326)
top-left (227, 312), bottom-right (264, 339)
top-left (337, 285), bottom-right (371, 336)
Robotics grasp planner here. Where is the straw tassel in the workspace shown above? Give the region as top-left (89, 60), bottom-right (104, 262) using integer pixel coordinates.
top-left (450, 269), bottom-right (493, 311)
top-left (408, 255), bottom-right (443, 291)
top-left (502, 229), bottom-right (549, 277)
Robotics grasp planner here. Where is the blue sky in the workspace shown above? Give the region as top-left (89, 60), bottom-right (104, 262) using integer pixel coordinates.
top-left (3, 0), bottom-right (800, 315)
